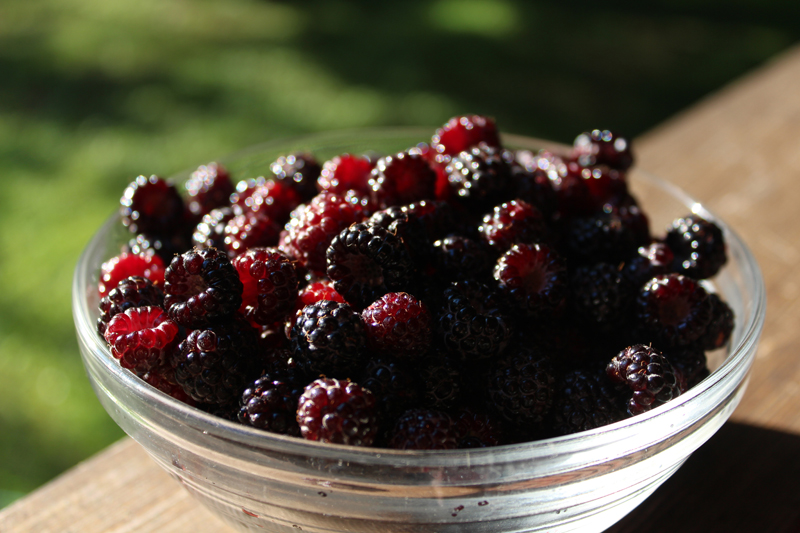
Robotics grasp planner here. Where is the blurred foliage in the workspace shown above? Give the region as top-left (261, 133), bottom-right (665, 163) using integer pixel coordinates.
top-left (0, 0), bottom-right (797, 508)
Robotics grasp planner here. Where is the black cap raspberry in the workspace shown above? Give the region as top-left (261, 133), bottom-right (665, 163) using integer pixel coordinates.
top-left (445, 144), bottom-right (513, 208)
top-left (488, 346), bottom-right (557, 427)
top-left (270, 153), bottom-right (322, 201)
top-left (359, 356), bottom-right (422, 423)
top-left (438, 280), bottom-right (512, 361)
top-left (296, 378), bottom-right (378, 446)
top-left (666, 215), bottom-right (727, 279)
top-left (184, 162), bottom-right (234, 219)
top-left (326, 223), bottom-right (414, 309)
top-left (572, 129), bottom-right (634, 171)
top-left (164, 247), bottom-right (243, 328)
top-left (479, 199), bottom-right (547, 252)
top-left (551, 368), bottom-right (627, 435)
top-left (290, 300), bottom-right (367, 378)
top-left (607, 344), bottom-right (684, 416)
top-left (120, 175), bottom-right (185, 236)
top-left (388, 408), bottom-right (458, 450)
top-left (494, 243), bottom-right (567, 320)
top-left (171, 317), bottom-right (262, 405)
top-left (368, 151), bottom-right (436, 209)
top-left (104, 306), bottom-right (180, 374)
top-left (636, 274), bottom-right (713, 347)
top-left (238, 371), bottom-right (305, 437)
top-left (699, 292), bottom-right (735, 350)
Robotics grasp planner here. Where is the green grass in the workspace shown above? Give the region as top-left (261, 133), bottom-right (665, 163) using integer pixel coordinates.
top-left (0, 0), bottom-right (797, 508)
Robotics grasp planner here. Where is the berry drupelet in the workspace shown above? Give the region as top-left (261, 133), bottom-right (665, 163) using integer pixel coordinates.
top-left (238, 371), bottom-right (305, 437)
top-left (445, 144), bottom-right (513, 209)
top-left (296, 378), bottom-right (378, 446)
top-left (98, 275), bottom-right (164, 336)
top-left (163, 247), bottom-right (243, 329)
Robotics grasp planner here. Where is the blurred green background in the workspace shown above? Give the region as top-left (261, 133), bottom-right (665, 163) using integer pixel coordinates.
top-left (1, 0), bottom-right (798, 508)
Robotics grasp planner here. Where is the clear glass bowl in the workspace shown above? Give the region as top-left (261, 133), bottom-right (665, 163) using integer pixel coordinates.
top-left (73, 129), bottom-right (765, 533)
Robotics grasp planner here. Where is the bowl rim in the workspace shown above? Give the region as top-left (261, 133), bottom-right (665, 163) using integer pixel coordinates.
top-left (73, 128), bottom-right (767, 468)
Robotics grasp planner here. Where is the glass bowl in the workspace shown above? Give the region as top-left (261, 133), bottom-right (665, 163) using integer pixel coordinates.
top-left (73, 129), bottom-right (765, 533)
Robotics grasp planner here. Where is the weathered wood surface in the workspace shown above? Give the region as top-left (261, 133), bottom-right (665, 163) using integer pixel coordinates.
top-left (4, 44), bottom-right (800, 533)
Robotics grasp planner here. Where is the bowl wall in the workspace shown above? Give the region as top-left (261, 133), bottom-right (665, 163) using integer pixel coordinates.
top-left (73, 130), bottom-right (765, 533)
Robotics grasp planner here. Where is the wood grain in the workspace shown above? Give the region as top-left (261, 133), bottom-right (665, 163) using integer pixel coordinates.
top-left (4, 43), bottom-right (800, 533)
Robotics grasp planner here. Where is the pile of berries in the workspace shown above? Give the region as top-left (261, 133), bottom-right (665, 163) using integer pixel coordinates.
top-left (96, 115), bottom-right (734, 449)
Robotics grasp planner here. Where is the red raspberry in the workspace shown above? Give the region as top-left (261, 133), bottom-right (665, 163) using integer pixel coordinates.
top-left (99, 252), bottom-right (165, 297)
top-left (223, 211), bottom-right (282, 258)
top-left (233, 247), bottom-right (298, 326)
top-left (317, 153), bottom-right (375, 196)
top-left (573, 129), bottom-right (634, 171)
top-left (361, 292), bottom-right (432, 359)
top-left (432, 115), bottom-right (501, 157)
top-left (577, 164), bottom-right (628, 207)
top-left (104, 306), bottom-right (180, 374)
top-left (636, 274), bottom-right (713, 347)
top-left (479, 199), bottom-right (547, 252)
top-left (184, 163), bottom-right (234, 219)
top-left (271, 153), bottom-right (322, 201)
top-left (278, 192), bottom-right (365, 274)
top-left (120, 175), bottom-right (184, 235)
top-left (164, 247), bottom-right (243, 328)
top-left (607, 344), bottom-right (683, 416)
top-left (296, 378), bottom-right (378, 446)
top-left (368, 151), bottom-right (436, 209)
top-left (97, 275), bottom-right (164, 336)
top-left (493, 243), bottom-right (567, 320)
top-left (388, 408), bottom-right (458, 450)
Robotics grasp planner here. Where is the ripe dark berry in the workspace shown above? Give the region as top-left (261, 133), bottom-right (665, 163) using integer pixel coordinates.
top-left (551, 368), bottom-right (627, 435)
top-left (578, 164), bottom-right (628, 207)
top-left (361, 292), bottom-right (432, 359)
top-left (326, 223), bottom-right (415, 309)
top-left (125, 232), bottom-right (190, 266)
top-left (368, 151), bottom-right (436, 209)
top-left (636, 274), bottom-right (713, 347)
top-left (535, 152), bottom-right (593, 218)
top-left (104, 306), bottom-right (180, 374)
top-left (171, 317), bottom-right (262, 405)
top-left (511, 150), bottom-right (559, 220)
top-left (573, 130), bottom-right (634, 171)
top-left (235, 179), bottom-right (301, 224)
top-left (438, 280), bottom-right (512, 360)
top-left (453, 408), bottom-right (504, 448)
top-left (368, 207), bottom-right (432, 266)
top-left (290, 300), bottom-right (367, 378)
top-left (164, 247), bottom-right (243, 328)
top-left (98, 275), bottom-right (164, 336)
top-left (432, 115), bottom-right (501, 157)
top-left (699, 292), bottom-right (735, 350)
top-left (238, 371), bottom-right (305, 436)
top-left (494, 243), bottom-right (567, 320)
top-left (359, 356), bottom-right (422, 422)
top-left (389, 408), bottom-right (458, 450)
top-left (563, 213), bottom-right (639, 265)
top-left (233, 247), bottom-right (298, 326)
top-left (570, 262), bottom-right (633, 331)
top-left (279, 192), bottom-right (365, 274)
top-left (99, 252), bottom-right (165, 297)
top-left (622, 242), bottom-right (675, 288)
top-left (317, 153), bottom-right (376, 196)
top-left (445, 144), bottom-right (513, 207)
top-left (223, 211), bottom-right (282, 258)
top-left (666, 215), bottom-right (727, 279)
top-left (121, 175), bottom-right (185, 235)
top-left (434, 235), bottom-right (493, 282)
top-left (192, 207), bottom-right (235, 251)
top-left (296, 378), bottom-right (377, 446)
top-left (488, 346), bottom-right (557, 426)
top-left (142, 363), bottom-right (195, 405)
top-left (271, 153), bottom-right (322, 201)
top-left (607, 344), bottom-right (684, 416)
top-left (664, 345), bottom-right (709, 390)
top-left (479, 199), bottom-right (547, 252)
top-left (420, 357), bottom-right (464, 411)
top-left (184, 163), bottom-right (234, 218)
